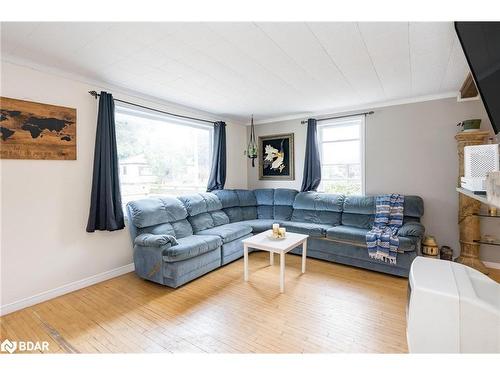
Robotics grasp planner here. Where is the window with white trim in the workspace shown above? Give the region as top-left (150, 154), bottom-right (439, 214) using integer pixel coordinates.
top-left (317, 116), bottom-right (365, 195)
top-left (115, 106), bottom-right (213, 204)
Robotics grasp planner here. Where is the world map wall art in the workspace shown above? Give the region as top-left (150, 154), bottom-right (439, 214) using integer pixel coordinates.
top-left (259, 133), bottom-right (294, 180)
top-left (0, 97), bottom-right (76, 160)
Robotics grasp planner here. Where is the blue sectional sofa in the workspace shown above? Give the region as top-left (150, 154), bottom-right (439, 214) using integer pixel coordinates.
top-left (126, 189), bottom-right (425, 287)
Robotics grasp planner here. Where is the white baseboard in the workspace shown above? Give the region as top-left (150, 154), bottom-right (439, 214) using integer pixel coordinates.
top-left (484, 261), bottom-right (500, 270)
top-left (0, 263), bottom-right (135, 316)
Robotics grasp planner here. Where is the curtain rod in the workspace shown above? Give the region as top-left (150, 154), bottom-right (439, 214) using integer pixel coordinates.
top-left (300, 111), bottom-right (374, 124)
top-left (88, 91), bottom-right (215, 124)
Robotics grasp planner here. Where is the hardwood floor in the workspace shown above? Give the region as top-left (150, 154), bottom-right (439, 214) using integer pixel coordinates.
top-left (1, 252), bottom-right (499, 354)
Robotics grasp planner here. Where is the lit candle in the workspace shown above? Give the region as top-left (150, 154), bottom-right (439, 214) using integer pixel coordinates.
top-left (278, 227), bottom-right (286, 238)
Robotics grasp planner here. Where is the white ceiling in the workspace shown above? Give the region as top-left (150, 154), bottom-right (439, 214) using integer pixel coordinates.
top-left (1, 22), bottom-right (469, 123)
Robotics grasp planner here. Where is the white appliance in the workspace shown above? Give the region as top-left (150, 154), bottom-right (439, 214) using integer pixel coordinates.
top-left (461, 144), bottom-right (499, 192)
top-left (407, 257), bottom-right (500, 353)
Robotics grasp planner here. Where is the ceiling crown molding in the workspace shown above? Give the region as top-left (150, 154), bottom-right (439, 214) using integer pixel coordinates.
top-left (248, 91), bottom-right (459, 126)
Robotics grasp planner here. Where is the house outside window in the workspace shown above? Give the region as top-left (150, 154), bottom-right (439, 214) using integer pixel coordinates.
top-left (317, 115), bottom-right (365, 195)
top-left (115, 106), bottom-right (213, 204)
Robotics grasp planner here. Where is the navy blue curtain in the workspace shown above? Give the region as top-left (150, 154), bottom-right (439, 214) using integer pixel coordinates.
top-left (207, 121), bottom-right (227, 192)
top-left (86, 91), bottom-right (125, 232)
top-left (300, 118), bottom-right (321, 192)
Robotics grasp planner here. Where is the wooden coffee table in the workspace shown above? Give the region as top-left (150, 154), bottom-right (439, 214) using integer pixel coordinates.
top-left (242, 229), bottom-right (308, 293)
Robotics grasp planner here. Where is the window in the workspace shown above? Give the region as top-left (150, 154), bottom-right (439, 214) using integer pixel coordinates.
top-left (318, 116), bottom-right (365, 195)
top-left (115, 106), bottom-right (213, 204)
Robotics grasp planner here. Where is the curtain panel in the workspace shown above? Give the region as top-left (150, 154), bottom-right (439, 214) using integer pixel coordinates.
top-left (86, 91), bottom-right (125, 232)
top-left (206, 121), bottom-right (227, 192)
top-left (300, 118), bottom-right (322, 192)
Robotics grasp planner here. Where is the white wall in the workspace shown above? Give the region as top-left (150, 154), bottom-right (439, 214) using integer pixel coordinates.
top-left (247, 121), bottom-right (307, 191)
top-left (248, 98), bottom-right (500, 264)
top-left (0, 61), bottom-right (247, 314)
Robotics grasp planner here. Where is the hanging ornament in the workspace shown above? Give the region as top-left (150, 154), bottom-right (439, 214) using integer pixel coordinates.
top-left (247, 115), bottom-right (258, 167)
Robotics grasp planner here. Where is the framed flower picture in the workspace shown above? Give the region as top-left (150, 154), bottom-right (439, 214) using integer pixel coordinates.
top-left (258, 133), bottom-right (295, 180)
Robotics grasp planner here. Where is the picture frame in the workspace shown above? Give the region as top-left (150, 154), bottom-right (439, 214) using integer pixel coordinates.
top-left (0, 96), bottom-right (77, 160)
top-left (258, 133), bottom-right (295, 180)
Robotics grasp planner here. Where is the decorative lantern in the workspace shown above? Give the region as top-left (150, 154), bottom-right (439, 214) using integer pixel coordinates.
top-left (246, 115), bottom-right (258, 167)
top-left (422, 236), bottom-right (439, 256)
top-left (439, 246), bottom-right (453, 261)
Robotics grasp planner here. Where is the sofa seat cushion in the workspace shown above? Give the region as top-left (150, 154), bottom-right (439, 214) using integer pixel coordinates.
top-left (239, 219), bottom-right (276, 233)
top-left (326, 226), bottom-right (418, 252)
top-left (162, 234), bottom-right (222, 262)
top-left (279, 221), bottom-right (332, 237)
top-left (196, 223), bottom-right (252, 244)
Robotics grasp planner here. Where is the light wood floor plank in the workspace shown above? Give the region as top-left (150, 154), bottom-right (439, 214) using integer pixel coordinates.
top-left (2, 252), bottom-right (499, 353)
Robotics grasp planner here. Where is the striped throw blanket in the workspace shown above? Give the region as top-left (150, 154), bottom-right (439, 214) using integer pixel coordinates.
top-left (366, 194), bottom-right (405, 265)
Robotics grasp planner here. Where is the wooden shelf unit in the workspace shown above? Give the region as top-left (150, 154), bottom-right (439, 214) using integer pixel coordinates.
top-left (473, 213), bottom-right (500, 218)
top-left (474, 240), bottom-right (500, 247)
top-left (455, 131), bottom-right (491, 274)
top-left (456, 187), bottom-right (500, 210)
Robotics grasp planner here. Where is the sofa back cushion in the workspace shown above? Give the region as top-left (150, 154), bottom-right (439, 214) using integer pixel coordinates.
top-left (273, 188), bottom-right (298, 220)
top-left (234, 189), bottom-right (257, 206)
top-left (213, 190), bottom-right (242, 223)
top-left (137, 219), bottom-right (194, 238)
top-left (212, 189), bottom-right (239, 208)
top-left (180, 192), bottom-right (222, 216)
top-left (179, 193), bottom-right (230, 232)
top-left (127, 196), bottom-right (187, 228)
top-left (254, 188), bottom-right (274, 219)
top-left (403, 196), bottom-right (425, 219)
top-left (127, 196), bottom-right (194, 239)
top-left (341, 196), bottom-right (375, 229)
top-left (241, 206), bottom-right (258, 220)
top-left (213, 189), bottom-right (258, 222)
top-left (234, 189), bottom-right (258, 220)
top-left (291, 192), bottom-right (344, 225)
top-left (341, 195), bottom-right (424, 228)
top-left (224, 206), bottom-right (243, 222)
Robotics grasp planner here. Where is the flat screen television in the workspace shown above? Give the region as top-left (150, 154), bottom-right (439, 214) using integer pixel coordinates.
top-left (455, 22), bottom-right (500, 135)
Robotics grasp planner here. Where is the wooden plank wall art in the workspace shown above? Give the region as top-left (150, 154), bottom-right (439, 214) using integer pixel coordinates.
top-left (0, 97), bottom-right (76, 160)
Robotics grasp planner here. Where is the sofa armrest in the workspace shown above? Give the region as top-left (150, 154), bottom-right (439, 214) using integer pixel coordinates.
top-left (398, 222), bottom-right (425, 238)
top-left (134, 233), bottom-right (178, 249)
top-left (133, 234), bottom-right (178, 284)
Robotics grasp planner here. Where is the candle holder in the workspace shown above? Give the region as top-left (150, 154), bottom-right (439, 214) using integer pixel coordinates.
top-left (270, 224), bottom-right (286, 240)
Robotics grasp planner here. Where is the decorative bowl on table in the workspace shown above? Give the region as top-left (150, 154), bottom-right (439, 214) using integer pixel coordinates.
top-left (267, 233), bottom-right (286, 241)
